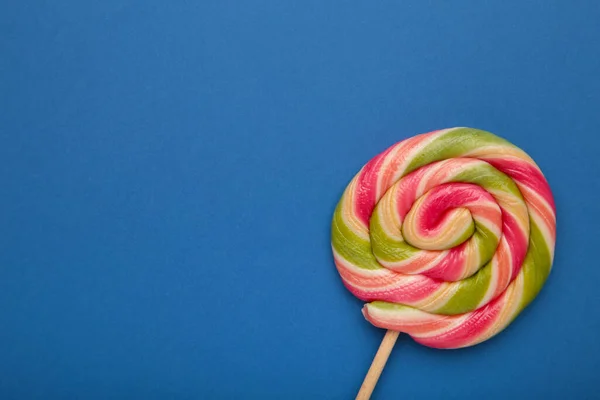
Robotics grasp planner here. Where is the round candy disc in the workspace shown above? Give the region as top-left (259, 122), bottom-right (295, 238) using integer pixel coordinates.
top-left (331, 127), bottom-right (556, 349)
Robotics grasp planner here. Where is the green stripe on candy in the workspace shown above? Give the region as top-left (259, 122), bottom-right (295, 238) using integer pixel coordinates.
top-left (370, 207), bottom-right (418, 262)
top-left (331, 199), bottom-right (382, 270)
top-left (434, 260), bottom-right (492, 314)
top-left (405, 128), bottom-right (514, 174)
top-left (474, 223), bottom-right (500, 268)
top-left (519, 220), bottom-right (552, 310)
top-left (367, 301), bottom-right (412, 311)
top-left (451, 162), bottom-right (523, 199)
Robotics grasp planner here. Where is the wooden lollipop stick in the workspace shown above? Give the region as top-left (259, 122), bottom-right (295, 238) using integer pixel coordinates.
top-left (356, 330), bottom-right (400, 400)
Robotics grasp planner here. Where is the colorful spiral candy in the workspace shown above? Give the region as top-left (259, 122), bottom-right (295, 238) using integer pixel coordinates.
top-left (331, 127), bottom-right (556, 349)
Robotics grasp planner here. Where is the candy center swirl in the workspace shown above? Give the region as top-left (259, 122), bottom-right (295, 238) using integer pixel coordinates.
top-left (331, 128), bottom-right (556, 349)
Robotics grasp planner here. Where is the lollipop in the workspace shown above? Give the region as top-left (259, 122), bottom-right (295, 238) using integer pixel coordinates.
top-left (331, 127), bottom-right (556, 398)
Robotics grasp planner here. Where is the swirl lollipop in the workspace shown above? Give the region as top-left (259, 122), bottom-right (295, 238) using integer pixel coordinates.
top-left (331, 127), bottom-right (556, 399)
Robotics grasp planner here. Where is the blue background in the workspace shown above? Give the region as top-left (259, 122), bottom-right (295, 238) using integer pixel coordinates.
top-left (1, 1), bottom-right (599, 399)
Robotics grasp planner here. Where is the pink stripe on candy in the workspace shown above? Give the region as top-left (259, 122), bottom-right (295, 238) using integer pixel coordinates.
top-left (484, 157), bottom-right (555, 212)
